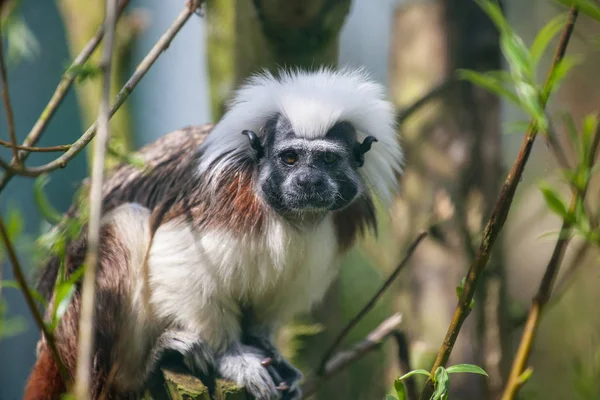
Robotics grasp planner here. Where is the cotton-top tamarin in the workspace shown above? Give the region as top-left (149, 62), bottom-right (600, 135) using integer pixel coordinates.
top-left (25, 68), bottom-right (403, 400)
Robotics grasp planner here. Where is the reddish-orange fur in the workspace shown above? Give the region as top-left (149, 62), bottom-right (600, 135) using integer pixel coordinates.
top-left (24, 347), bottom-right (65, 400)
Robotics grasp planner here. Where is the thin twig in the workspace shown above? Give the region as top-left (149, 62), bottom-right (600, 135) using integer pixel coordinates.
top-left (73, 0), bottom-right (118, 397)
top-left (0, 15), bottom-right (20, 164)
top-left (317, 231), bottom-right (427, 374)
top-left (396, 80), bottom-right (456, 126)
top-left (0, 213), bottom-right (69, 383)
top-left (0, 0), bottom-right (202, 180)
top-left (0, 0), bottom-right (129, 192)
top-left (393, 331), bottom-right (417, 400)
top-left (546, 113), bottom-right (571, 170)
top-left (0, 139), bottom-right (71, 152)
top-left (302, 313), bottom-right (403, 397)
top-left (501, 113), bottom-right (599, 400)
top-left (419, 7), bottom-right (579, 399)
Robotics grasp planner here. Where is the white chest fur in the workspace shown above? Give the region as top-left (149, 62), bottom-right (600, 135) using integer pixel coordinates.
top-left (147, 214), bottom-right (340, 348)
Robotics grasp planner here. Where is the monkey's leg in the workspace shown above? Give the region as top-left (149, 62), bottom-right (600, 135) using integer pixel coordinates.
top-left (150, 329), bottom-right (216, 376)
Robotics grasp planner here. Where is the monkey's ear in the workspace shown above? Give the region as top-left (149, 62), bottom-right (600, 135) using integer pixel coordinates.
top-left (354, 136), bottom-right (378, 167)
top-left (242, 130), bottom-right (265, 160)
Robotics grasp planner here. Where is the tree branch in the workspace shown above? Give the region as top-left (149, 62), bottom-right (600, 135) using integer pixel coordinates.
top-left (501, 112), bottom-right (599, 400)
top-left (0, 0), bottom-right (202, 182)
top-left (0, 0), bottom-right (130, 189)
top-left (0, 14), bottom-right (19, 165)
top-left (396, 80), bottom-right (457, 126)
top-left (302, 313), bottom-right (403, 397)
top-left (0, 213), bottom-right (69, 383)
top-left (393, 331), bottom-right (418, 400)
top-left (419, 7), bottom-right (579, 399)
top-left (0, 139), bottom-right (71, 152)
top-left (317, 231), bottom-right (428, 374)
top-left (73, 0), bottom-right (118, 396)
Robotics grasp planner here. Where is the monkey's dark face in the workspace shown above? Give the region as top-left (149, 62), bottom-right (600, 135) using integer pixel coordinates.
top-left (252, 115), bottom-right (366, 216)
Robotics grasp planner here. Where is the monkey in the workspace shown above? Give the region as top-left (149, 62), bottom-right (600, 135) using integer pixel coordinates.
top-left (24, 68), bottom-right (403, 400)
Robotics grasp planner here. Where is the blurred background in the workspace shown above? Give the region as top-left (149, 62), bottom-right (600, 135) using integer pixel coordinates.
top-left (1, 0), bottom-right (600, 399)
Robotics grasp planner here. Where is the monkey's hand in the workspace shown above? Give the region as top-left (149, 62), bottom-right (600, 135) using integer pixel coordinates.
top-left (217, 344), bottom-right (282, 400)
top-left (152, 330), bottom-right (215, 377)
top-left (244, 335), bottom-right (303, 400)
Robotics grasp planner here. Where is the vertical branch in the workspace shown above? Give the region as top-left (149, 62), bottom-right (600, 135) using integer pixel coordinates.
top-left (419, 6), bottom-right (579, 399)
top-left (501, 115), bottom-right (600, 400)
top-left (0, 214), bottom-right (69, 382)
top-left (0, 15), bottom-right (19, 165)
top-left (73, 0), bottom-right (118, 397)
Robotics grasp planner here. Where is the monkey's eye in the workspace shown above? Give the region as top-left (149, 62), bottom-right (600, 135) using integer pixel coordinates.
top-left (280, 151), bottom-right (298, 165)
top-left (323, 152), bottom-right (339, 165)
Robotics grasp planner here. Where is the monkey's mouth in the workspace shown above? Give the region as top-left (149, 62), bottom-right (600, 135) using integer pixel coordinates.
top-left (283, 192), bottom-right (335, 212)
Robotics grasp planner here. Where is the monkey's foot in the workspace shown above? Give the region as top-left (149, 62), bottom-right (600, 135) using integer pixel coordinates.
top-left (154, 330), bottom-right (215, 376)
top-left (217, 344), bottom-right (280, 400)
top-left (245, 335), bottom-right (303, 400)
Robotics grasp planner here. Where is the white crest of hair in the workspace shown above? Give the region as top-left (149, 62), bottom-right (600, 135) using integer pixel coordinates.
top-left (198, 67), bottom-right (403, 205)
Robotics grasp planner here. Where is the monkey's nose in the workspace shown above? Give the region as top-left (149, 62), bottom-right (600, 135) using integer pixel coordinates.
top-left (294, 173), bottom-right (326, 190)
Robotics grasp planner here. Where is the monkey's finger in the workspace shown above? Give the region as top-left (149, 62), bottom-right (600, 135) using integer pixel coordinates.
top-left (261, 357), bottom-right (273, 367)
top-left (265, 364), bottom-right (287, 391)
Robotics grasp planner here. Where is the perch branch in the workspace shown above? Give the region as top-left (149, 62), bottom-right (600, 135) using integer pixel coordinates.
top-left (0, 214), bottom-right (69, 383)
top-left (0, 15), bottom-right (19, 164)
top-left (73, 0), bottom-right (118, 397)
top-left (419, 7), bottom-right (579, 399)
top-left (317, 231), bottom-right (427, 374)
top-left (501, 112), bottom-right (600, 400)
top-left (0, 0), bottom-right (202, 181)
top-left (302, 313), bottom-right (403, 397)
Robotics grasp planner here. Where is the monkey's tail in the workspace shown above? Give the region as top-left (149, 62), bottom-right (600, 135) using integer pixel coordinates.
top-left (24, 345), bottom-right (66, 400)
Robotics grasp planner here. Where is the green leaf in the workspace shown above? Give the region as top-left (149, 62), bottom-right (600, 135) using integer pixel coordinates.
top-left (530, 13), bottom-right (568, 66)
top-left (432, 367), bottom-right (450, 400)
top-left (386, 395), bottom-right (398, 400)
top-left (581, 113), bottom-right (599, 164)
top-left (34, 175), bottom-right (63, 225)
top-left (1, 280), bottom-right (48, 307)
top-left (556, 0), bottom-right (600, 22)
top-left (518, 367), bottom-right (534, 384)
top-left (398, 369), bottom-right (432, 381)
top-left (456, 277), bottom-right (475, 309)
top-left (514, 81), bottom-right (547, 131)
top-left (539, 184), bottom-right (572, 222)
top-left (446, 364), bottom-right (489, 376)
top-left (394, 379), bottom-right (407, 400)
top-left (544, 55), bottom-right (583, 98)
top-left (504, 119), bottom-right (532, 135)
top-left (475, 0), bottom-right (510, 35)
top-left (3, 15), bottom-right (40, 66)
top-left (50, 266), bottom-right (84, 329)
top-left (51, 282), bottom-right (76, 329)
top-left (6, 206), bottom-right (24, 240)
top-left (457, 70), bottom-right (520, 105)
top-left (501, 32), bottom-right (533, 81)
top-left (66, 63), bottom-right (102, 83)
